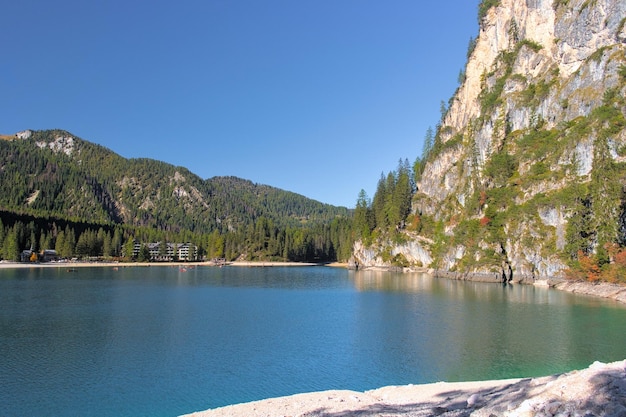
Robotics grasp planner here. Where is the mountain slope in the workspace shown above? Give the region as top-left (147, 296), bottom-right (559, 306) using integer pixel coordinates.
top-left (353, 0), bottom-right (626, 281)
top-left (0, 129), bottom-right (349, 234)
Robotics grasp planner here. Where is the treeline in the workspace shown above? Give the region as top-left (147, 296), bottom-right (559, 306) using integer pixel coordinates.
top-left (0, 129), bottom-right (358, 262)
top-left (0, 211), bottom-right (123, 261)
top-left (352, 159), bottom-right (416, 243)
top-left (0, 211), bottom-right (353, 263)
top-left (204, 216), bottom-right (353, 262)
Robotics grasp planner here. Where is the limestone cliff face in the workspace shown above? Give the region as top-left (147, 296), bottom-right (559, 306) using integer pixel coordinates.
top-left (353, 0), bottom-right (626, 281)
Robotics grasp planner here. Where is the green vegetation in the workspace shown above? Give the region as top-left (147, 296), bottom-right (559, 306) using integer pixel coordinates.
top-left (479, 69), bottom-right (509, 116)
top-left (579, 0), bottom-right (598, 13)
top-left (516, 128), bottom-right (559, 159)
top-left (467, 36), bottom-right (478, 59)
top-left (430, 133), bottom-right (464, 161)
top-left (351, 0), bottom-right (626, 283)
top-left (0, 130), bottom-right (351, 234)
top-left (520, 79), bottom-right (555, 107)
top-left (619, 65), bottom-right (626, 82)
top-left (478, 39), bottom-right (546, 117)
top-left (483, 152), bottom-right (517, 186)
top-left (518, 39), bottom-right (544, 53)
top-left (618, 18), bottom-right (626, 38)
top-left (0, 207), bottom-right (354, 264)
top-left (552, 0), bottom-right (570, 9)
top-left (417, 40), bottom-right (624, 277)
top-left (0, 130), bottom-right (355, 263)
top-left (352, 159), bottom-right (416, 244)
top-left (478, 0), bottom-right (501, 24)
top-left (588, 46), bottom-right (608, 63)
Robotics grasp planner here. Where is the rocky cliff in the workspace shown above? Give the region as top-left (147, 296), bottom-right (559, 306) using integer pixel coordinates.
top-left (353, 0), bottom-right (626, 282)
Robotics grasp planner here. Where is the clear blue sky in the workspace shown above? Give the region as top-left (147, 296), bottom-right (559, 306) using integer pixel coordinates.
top-left (3, 0), bottom-right (479, 208)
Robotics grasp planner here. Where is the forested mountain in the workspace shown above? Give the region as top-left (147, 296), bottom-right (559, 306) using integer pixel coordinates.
top-left (352, 0), bottom-right (626, 283)
top-left (0, 129), bottom-right (348, 231)
top-left (0, 129), bottom-right (353, 262)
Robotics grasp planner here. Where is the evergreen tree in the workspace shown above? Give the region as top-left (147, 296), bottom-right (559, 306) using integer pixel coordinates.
top-left (102, 230), bottom-right (113, 257)
top-left (123, 238), bottom-right (136, 260)
top-left (393, 159), bottom-right (413, 227)
top-left (439, 100), bottom-right (448, 121)
top-left (413, 156), bottom-right (422, 184)
top-left (64, 226), bottom-right (76, 258)
top-left (75, 230), bottom-right (91, 257)
top-left (13, 222), bottom-right (26, 253)
top-left (372, 173), bottom-right (388, 229)
top-left (29, 230), bottom-right (37, 252)
top-left (422, 127), bottom-right (434, 160)
top-left (383, 171), bottom-right (398, 227)
top-left (55, 230), bottom-right (67, 257)
top-left (137, 244), bottom-right (150, 262)
top-left (354, 189), bottom-right (373, 239)
top-left (112, 228), bottom-right (123, 257)
top-left (0, 219), bottom-right (5, 253)
top-left (39, 231), bottom-right (52, 251)
top-left (2, 227), bottom-right (20, 261)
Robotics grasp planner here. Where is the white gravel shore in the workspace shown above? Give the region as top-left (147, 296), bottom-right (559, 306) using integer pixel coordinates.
top-left (181, 360), bottom-right (626, 417)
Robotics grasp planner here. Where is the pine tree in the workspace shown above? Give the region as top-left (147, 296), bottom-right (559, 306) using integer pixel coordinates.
top-left (2, 227), bottom-right (20, 261)
top-left (123, 238), bottom-right (136, 260)
top-left (75, 231), bottom-right (91, 257)
top-left (102, 231), bottom-right (113, 257)
top-left (394, 159), bottom-right (413, 227)
top-left (422, 127), bottom-right (434, 161)
top-left (137, 244), bottom-right (150, 262)
top-left (0, 219), bottom-right (5, 252)
top-left (354, 189), bottom-right (372, 239)
top-left (39, 232), bottom-right (52, 251)
top-left (112, 228), bottom-right (123, 257)
top-left (64, 226), bottom-right (76, 258)
top-left (55, 230), bottom-right (67, 257)
top-left (383, 171), bottom-right (398, 228)
top-left (372, 173), bottom-right (388, 229)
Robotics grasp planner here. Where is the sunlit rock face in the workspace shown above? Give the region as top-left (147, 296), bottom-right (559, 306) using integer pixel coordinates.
top-left (353, 0), bottom-right (626, 281)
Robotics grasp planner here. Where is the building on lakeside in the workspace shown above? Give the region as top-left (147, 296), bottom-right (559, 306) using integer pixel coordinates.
top-left (19, 249), bottom-right (59, 263)
top-left (132, 241), bottom-right (198, 262)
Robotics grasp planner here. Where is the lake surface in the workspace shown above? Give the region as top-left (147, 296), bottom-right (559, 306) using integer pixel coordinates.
top-left (1, 266), bottom-right (625, 417)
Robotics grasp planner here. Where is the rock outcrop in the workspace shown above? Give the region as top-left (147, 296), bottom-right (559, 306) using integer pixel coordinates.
top-left (353, 0), bottom-right (626, 284)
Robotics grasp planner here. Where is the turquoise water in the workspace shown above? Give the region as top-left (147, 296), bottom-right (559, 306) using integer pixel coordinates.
top-left (1, 266), bottom-right (625, 417)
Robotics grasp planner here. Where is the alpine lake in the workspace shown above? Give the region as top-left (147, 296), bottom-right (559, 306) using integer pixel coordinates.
top-left (1, 265), bottom-right (625, 417)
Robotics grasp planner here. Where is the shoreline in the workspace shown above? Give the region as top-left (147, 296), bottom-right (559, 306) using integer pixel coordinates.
top-left (1, 260), bottom-right (624, 304)
top-left (355, 265), bottom-right (626, 305)
top-left (181, 359), bottom-right (626, 417)
top-left (0, 260), bottom-right (344, 269)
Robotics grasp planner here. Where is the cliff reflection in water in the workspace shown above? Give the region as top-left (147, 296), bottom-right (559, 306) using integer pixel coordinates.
top-left (351, 270), bottom-right (435, 293)
top-left (349, 270), bottom-right (623, 308)
top-left (349, 269), bottom-right (626, 383)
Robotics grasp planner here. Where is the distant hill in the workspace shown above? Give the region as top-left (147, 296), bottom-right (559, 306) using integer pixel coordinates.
top-left (0, 129), bottom-right (350, 234)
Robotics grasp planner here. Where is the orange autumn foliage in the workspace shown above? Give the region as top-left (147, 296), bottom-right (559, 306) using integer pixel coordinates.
top-left (569, 245), bottom-right (626, 284)
top-left (577, 250), bottom-right (601, 282)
